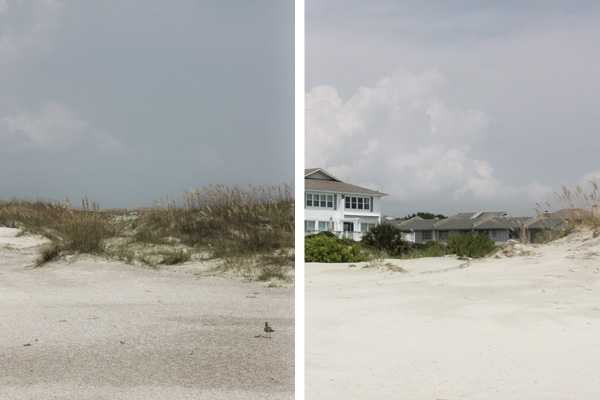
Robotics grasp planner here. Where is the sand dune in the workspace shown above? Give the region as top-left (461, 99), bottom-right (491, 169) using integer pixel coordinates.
top-left (306, 228), bottom-right (600, 399)
top-left (0, 228), bottom-right (294, 400)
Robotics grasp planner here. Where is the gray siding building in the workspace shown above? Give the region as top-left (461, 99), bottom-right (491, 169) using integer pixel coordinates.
top-left (393, 211), bottom-right (568, 245)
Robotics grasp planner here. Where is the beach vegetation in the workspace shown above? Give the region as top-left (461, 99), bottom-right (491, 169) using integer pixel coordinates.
top-left (0, 184), bottom-right (294, 281)
top-left (534, 181), bottom-right (600, 242)
top-left (446, 232), bottom-right (497, 259)
top-left (36, 242), bottom-right (63, 266)
top-left (305, 232), bottom-right (368, 263)
top-left (361, 223), bottom-right (410, 256)
top-left (406, 241), bottom-right (449, 258)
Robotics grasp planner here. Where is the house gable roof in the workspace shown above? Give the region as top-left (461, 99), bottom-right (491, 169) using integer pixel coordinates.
top-left (305, 168), bottom-right (387, 196)
top-left (304, 168), bottom-right (342, 182)
top-left (393, 217), bottom-right (438, 231)
top-left (395, 212), bottom-right (526, 232)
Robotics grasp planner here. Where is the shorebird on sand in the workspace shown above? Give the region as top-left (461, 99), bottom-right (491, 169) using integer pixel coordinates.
top-left (264, 322), bottom-right (274, 339)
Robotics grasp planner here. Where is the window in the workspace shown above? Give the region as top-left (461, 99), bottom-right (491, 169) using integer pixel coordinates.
top-left (318, 221), bottom-right (327, 231)
top-left (306, 193), bottom-right (312, 207)
top-left (344, 196), bottom-right (372, 210)
top-left (492, 230), bottom-right (497, 237)
top-left (304, 220), bottom-right (315, 232)
top-left (422, 231), bottom-right (432, 240)
top-left (306, 193), bottom-right (334, 208)
top-left (361, 223), bottom-right (376, 233)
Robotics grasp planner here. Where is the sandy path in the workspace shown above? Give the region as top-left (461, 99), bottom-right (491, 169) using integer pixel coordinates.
top-left (306, 229), bottom-right (600, 399)
top-left (0, 228), bottom-right (294, 399)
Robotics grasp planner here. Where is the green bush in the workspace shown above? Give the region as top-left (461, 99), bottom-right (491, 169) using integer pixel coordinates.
top-left (361, 223), bottom-right (410, 256)
top-left (408, 241), bottom-right (448, 258)
top-left (447, 232), bottom-right (496, 258)
top-left (305, 232), bottom-right (368, 263)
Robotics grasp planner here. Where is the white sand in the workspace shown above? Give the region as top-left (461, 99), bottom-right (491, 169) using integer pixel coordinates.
top-left (0, 228), bottom-right (294, 399)
top-left (306, 228), bottom-right (600, 399)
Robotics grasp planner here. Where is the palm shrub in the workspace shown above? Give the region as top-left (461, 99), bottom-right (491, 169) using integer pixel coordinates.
top-left (361, 223), bottom-right (410, 256)
top-left (305, 232), bottom-right (368, 263)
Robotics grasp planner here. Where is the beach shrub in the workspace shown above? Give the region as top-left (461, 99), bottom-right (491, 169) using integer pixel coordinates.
top-left (447, 232), bottom-right (496, 258)
top-left (305, 232), bottom-right (368, 263)
top-left (361, 223), bottom-right (410, 256)
top-left (408, 241), bottom-right (448, 258)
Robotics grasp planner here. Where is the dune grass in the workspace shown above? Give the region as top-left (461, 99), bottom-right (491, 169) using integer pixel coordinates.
top-left (0, 197), bottom-right (110, 264)
top-left (0, 184), bottom-right (294, 280)
top-left (534, 181), bottom-right (600, 242)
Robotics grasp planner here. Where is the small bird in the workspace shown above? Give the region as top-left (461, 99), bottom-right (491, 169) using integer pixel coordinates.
top-left (264, 322), bottom-right (274, 339)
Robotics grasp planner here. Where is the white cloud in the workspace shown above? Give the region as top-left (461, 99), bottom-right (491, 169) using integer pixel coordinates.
top-left (426, 98), bottom-right (491, 138)
top-left (306, 67), bottom-right (555, 214)
top-left (1, 102), bottom-right (124, 152)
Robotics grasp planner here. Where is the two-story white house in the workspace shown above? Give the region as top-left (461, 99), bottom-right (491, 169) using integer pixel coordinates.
top-left (305, 168), bottom-right (387, 241)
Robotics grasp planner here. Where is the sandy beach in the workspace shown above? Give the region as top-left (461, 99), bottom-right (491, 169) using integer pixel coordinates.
top-left (0, 227), bottom-right (294, 399)
top-left (306, 228), bottom-right (600, 399)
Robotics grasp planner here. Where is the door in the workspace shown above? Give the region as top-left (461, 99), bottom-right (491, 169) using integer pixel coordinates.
top-left (343, 222), bottom-right (354, 232)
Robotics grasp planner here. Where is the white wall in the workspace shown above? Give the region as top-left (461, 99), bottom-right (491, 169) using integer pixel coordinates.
top-left (305, 191), bottom-right (384, 238)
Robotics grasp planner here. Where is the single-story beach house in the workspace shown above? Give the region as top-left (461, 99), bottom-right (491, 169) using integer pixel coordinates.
top-left (305, 168), bottom-right (387, 241)
top-left (393, 211), bottom-right (569, 245)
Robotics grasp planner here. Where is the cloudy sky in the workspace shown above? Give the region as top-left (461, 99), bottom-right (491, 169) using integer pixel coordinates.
top-left (305, 0), bottom-right (600, 217)
top-left (0, 0), bottom-right (294, 208)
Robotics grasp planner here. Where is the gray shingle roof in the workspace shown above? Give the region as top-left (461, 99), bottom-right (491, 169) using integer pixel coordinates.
top-left (435, 217), bottom-right (477, 230)
top-left (396, 212), bottom-right (535, 232)
top-left (525, 216), bottom-right (566, 229)
top-left (393, 217), bottom-right (438, 231)
top-left (475, 217), bottom-right (529, 230)
top-left (305, 179), bottom-right (386, 196)
top-left (305, 168), bottom-right (387, 196)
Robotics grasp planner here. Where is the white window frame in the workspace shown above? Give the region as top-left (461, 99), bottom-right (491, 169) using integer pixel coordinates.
top-left (344, 196), bottom-right (371, 210)
top-left (306, 192), bottom-right (334, 209)
top-left (305, 220), bottom-right (315, 232)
